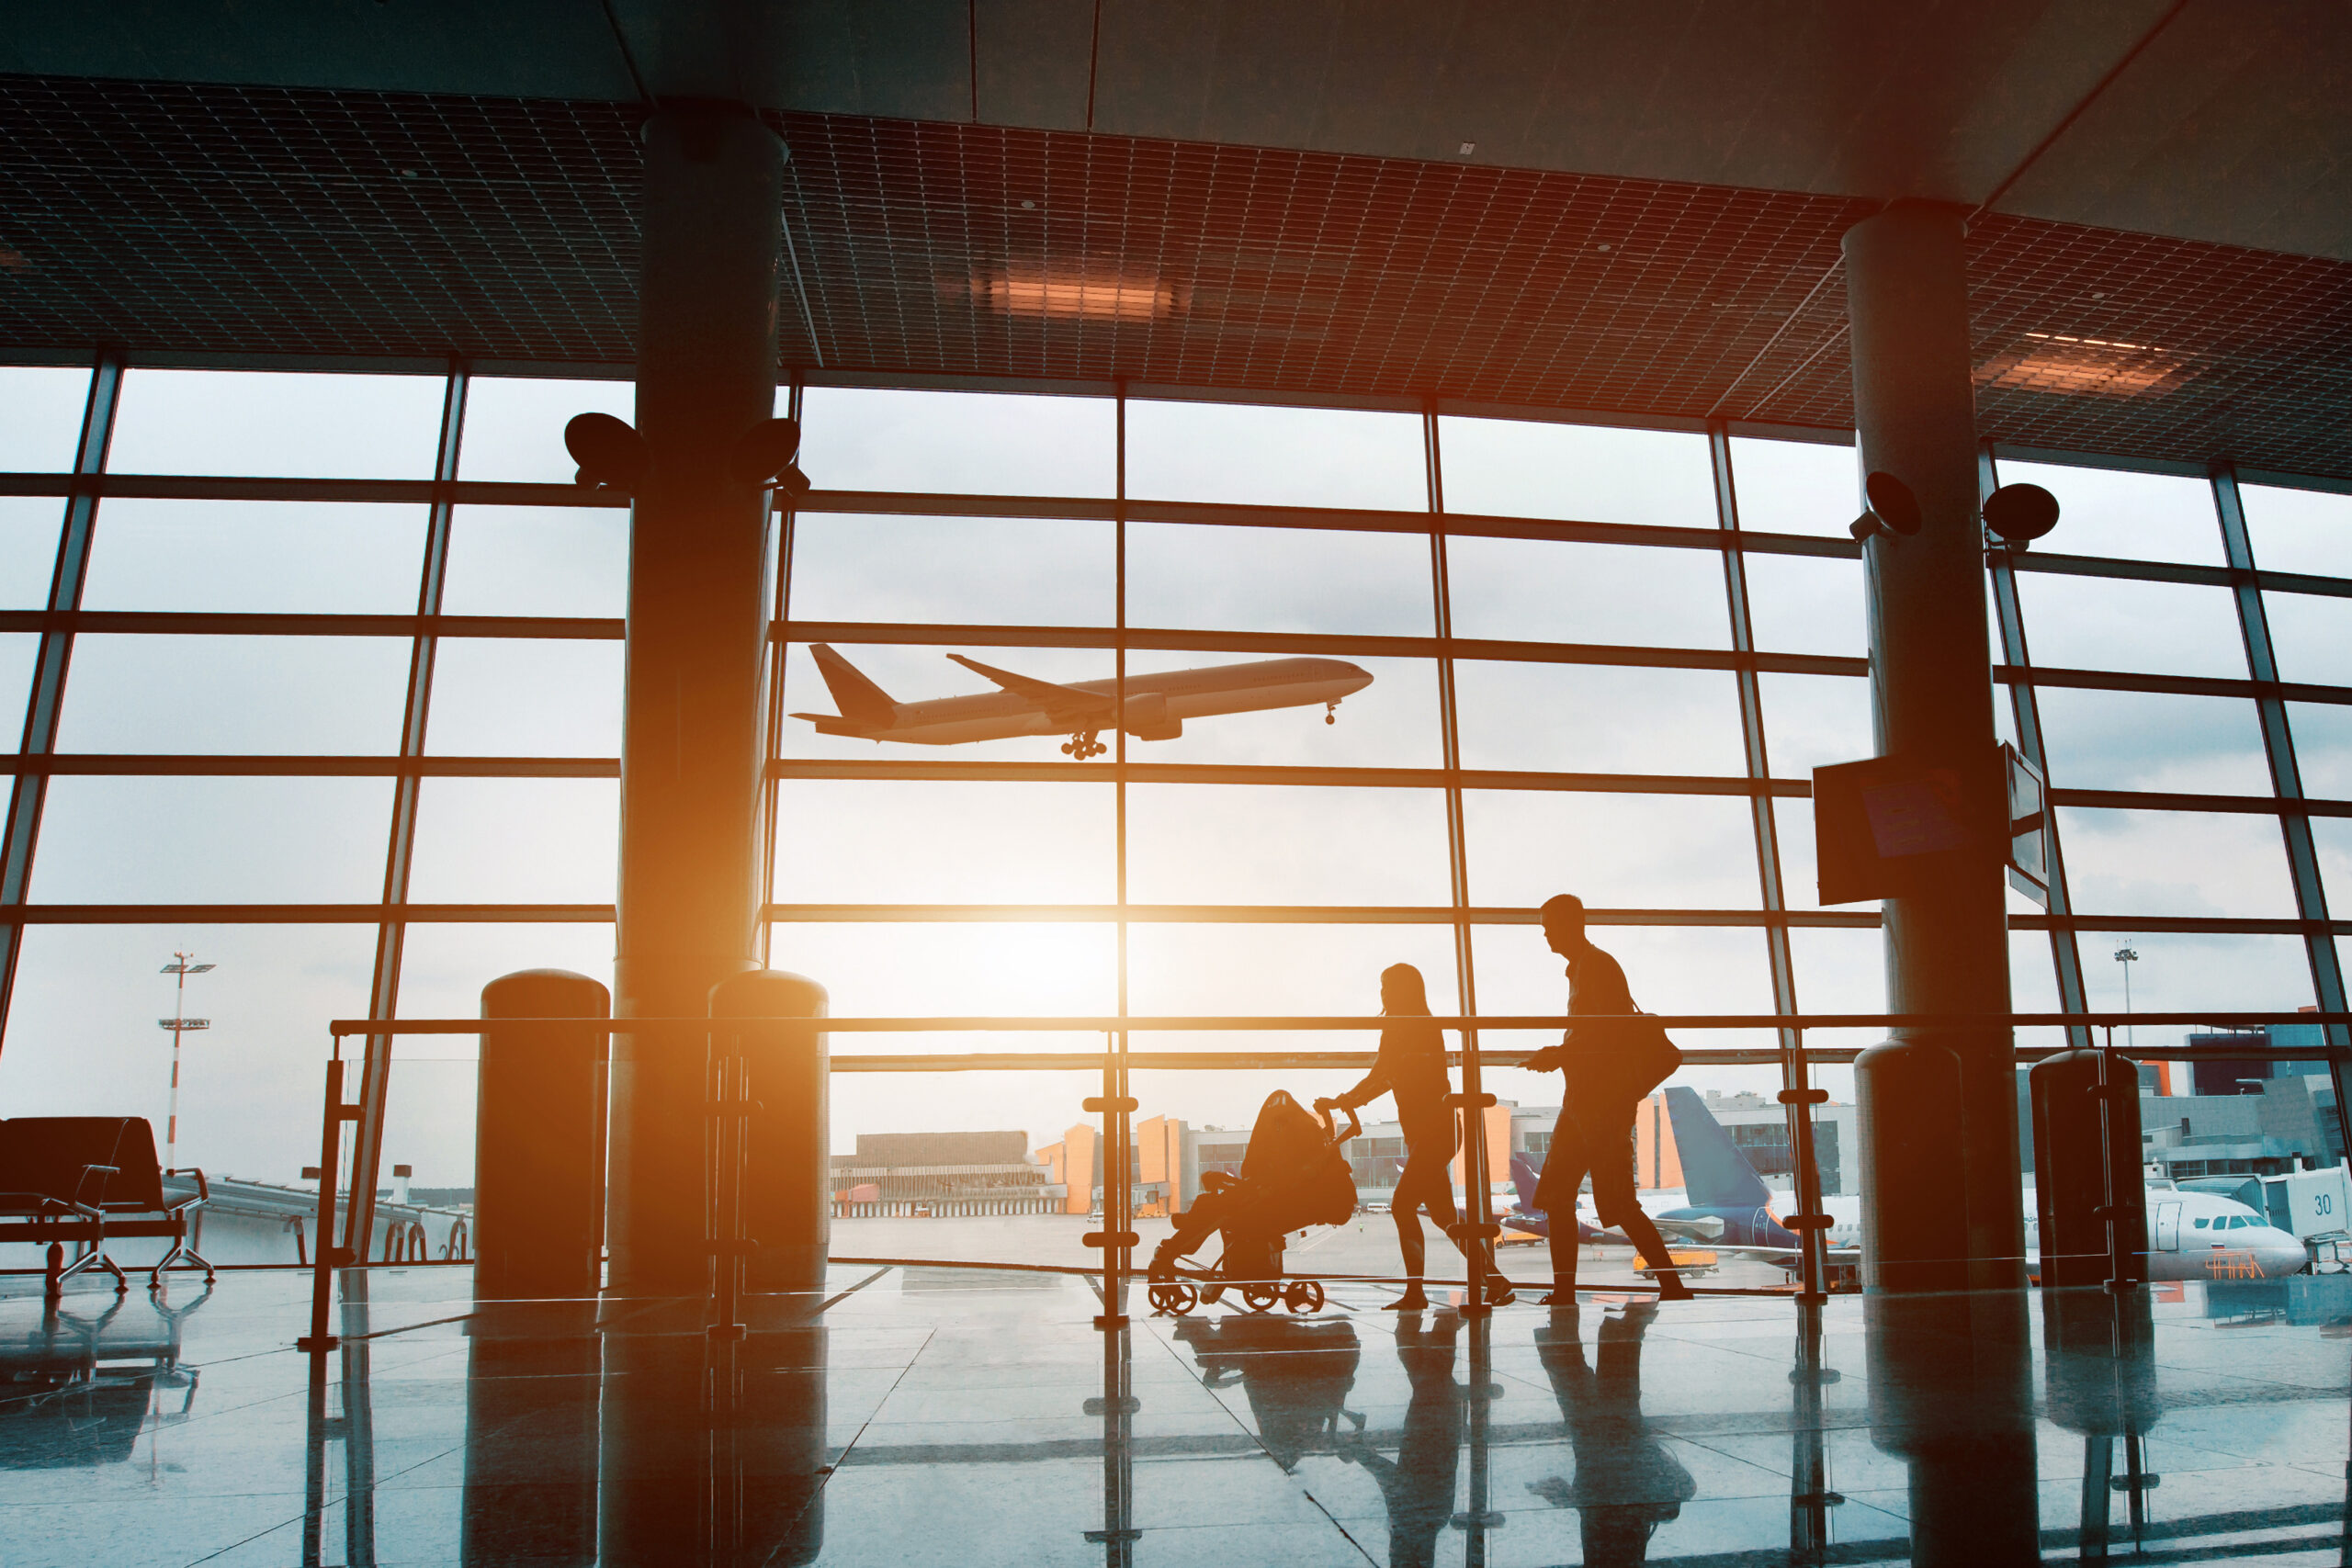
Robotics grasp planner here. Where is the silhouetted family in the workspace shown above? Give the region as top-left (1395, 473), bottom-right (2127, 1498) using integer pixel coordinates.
top-left (1317, 892), bottom-right (1695, 1306)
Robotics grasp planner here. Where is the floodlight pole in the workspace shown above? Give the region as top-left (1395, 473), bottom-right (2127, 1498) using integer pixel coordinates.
top-left (157, 952), bottom-right (216, 1170)
top-left (2114, 946), bottom-right (2140, 1053)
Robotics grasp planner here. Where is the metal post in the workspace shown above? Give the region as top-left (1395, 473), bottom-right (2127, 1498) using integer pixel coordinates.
top-left (1713, 424), bottom-right (1832, 1299)
top-left (2212, 464), bottom-right (2352, 1153)
top-left (1982, 446), bottom-right (2095, 1049)
top-left (1454, 1311), bottom-right (1501, 1562)
top-left (1086, 1325), bottom-right (1137, 1564)
top-left (1428, 409), bottom-right (1499, 1310)
top-left (300, 1054), bottom-right (351, 1353)
top-left (1781, 1028), bottom-right (1831, 1303)
top-left (1789, 1302), bottom-right (1841, 1562)
top-left (0, 352), bottom-right (120, 1053)
top-left (707, 1041), bottom-right (750, 1337)
top-left (351, 364), bottom-right (468, 1263)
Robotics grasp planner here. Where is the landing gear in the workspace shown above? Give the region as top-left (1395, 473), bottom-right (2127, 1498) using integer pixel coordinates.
top-left (1061, 730), bottom-right (1107, 760)
top-left (1325, 702), bottom-right (1339, 725)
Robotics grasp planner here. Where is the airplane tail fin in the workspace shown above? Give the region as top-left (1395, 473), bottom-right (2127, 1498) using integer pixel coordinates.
top-left (1510, 1154), bottom-right (1544, 1213)
top-left (809, 644), bottom-right (898, 727)
top-left (1662, 1086), bottom-right (1774, 1211)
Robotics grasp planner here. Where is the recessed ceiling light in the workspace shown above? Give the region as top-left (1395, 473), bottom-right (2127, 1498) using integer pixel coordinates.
top-left (1021, 199), bottom-right (1036, 210)
top-left (1977, 332), bottom-right (2187, 398)
top-left (1458, 141), bottom-right (1476, 155)
top-left (969, 261), bottom-right (1183, 321)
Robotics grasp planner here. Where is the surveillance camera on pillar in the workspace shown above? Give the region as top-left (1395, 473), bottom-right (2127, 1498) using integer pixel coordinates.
top-left (564, 412), bottom-right (650, 497)
top-left (1980, 481), bottom-right (2060, 552)
top-left (1848, 470), bottom-right (1923, 541)
top-left (564, 411), bottom-right (813, 500)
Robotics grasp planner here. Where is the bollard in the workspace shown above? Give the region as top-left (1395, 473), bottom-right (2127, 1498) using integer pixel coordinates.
top-left (476, 970), bottom-right (611, 1301)
top-left (707, 970), bottom-right (829, 1295)
top-left (2031, 1048), bottom-right (2147, 1288)
top-left (1854, 1037), bottom-right (1971, 1292)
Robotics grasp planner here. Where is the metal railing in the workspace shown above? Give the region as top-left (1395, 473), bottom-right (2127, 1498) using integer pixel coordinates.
top-left (295, 1006), bottom-right (2352, 1340)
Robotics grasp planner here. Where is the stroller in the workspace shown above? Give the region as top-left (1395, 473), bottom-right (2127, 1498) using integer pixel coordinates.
top-left (1147, 1091), bottom-right (1361, 1315)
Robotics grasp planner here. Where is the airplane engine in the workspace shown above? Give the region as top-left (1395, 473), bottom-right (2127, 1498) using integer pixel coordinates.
top-left (1120, 693), bottom-right (1182, 742)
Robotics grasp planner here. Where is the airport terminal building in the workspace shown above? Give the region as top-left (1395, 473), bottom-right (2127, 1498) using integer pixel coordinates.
top-left (2, 7), bottom-right (2351, 1565)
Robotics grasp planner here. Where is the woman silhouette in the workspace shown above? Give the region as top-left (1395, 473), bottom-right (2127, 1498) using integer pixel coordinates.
top-left (1318, 963), bottom-right (1510, 1311)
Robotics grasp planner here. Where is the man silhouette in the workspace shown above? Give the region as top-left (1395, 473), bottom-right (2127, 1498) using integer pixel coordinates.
top-left (1521, 895), bottom-right (1693, 1303)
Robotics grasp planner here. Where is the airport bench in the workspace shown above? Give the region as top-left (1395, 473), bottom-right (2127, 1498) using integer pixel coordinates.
top-left (0, 1117), bottom-right (213, 1297)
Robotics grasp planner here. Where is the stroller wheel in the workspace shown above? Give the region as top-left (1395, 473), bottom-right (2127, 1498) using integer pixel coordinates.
top-left (1148, 1280), bottom-right (1198, 1316)
top-left (1284, 1279), bottom-right (1325, 1314)
top-left (1242, 1283), bottom-right (1281, 1314)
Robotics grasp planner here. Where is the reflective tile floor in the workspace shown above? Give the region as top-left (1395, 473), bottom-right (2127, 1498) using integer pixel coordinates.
top-left (0, 1265), bottom-right (2346, 1565)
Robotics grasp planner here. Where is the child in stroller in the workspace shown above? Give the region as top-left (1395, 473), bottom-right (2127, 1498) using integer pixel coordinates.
top-left (1147, 1089), bottom-right (1360, 1315)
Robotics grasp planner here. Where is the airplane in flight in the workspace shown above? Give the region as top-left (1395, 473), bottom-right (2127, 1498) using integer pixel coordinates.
top-left (793, 644), bottom-right (1374, 759)
top-left (1517, 1087), bottom-right (2311, 1283)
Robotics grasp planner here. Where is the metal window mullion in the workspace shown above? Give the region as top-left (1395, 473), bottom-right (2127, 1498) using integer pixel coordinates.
top-left (2212, 468), bottom-right (2350, 1102)
top-left (760, 376), bottom-right (805, 967)
top-left (1712, 426), bottom-right (1825, 1299)
top-left (1427, 406), bottom-right (1493, 1306)
top-left (351, 363), bottom-right (468, 1261)
top-left (1981, 446), bottom-right (2091, 1049)
top-left (0, 352), bottom-right (121, 1054)
top-left (1708, 425), bottom-right (1799, 1042)
top-left (1107, 385), bottom-right (1131, 1320)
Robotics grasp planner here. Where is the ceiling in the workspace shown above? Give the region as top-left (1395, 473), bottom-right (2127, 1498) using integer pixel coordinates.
top-left (3, 4), bottom-right (2350, 475)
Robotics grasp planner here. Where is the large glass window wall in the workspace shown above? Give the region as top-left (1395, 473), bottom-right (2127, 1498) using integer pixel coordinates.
top-left (0, 359), bottom-right (2346, 1284)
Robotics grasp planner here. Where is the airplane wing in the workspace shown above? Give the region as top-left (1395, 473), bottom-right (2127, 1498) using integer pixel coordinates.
top-left (946, 654), bottom-right (1115, 727)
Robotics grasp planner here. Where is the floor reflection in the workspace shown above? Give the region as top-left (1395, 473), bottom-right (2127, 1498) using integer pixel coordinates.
top-left (1529, 1302), bottom-right (1694, 1565)
top-left (0, 1286), bottom-right (205, 1470)
top-left (1, 1270), bottom-right (2345, 1565)
top-left (1340, 1313), bottom-right (1462, 1568)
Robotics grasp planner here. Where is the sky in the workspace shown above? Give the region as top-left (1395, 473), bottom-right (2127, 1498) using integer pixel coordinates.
top-left (0, 366), bottom-right (2345, 1189)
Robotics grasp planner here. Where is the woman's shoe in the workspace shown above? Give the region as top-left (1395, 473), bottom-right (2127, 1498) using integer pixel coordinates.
top-left (1385, 1292), bottom-right (1432, 1312)
top-left (1483, 1283), bottom-right (1516, 1306)
top-left (1536, 1291), bottom-right (1578, 1307)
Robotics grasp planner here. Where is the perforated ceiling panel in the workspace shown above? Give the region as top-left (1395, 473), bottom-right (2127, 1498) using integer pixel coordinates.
top-left (3, 76), bottom-right (2349, 477)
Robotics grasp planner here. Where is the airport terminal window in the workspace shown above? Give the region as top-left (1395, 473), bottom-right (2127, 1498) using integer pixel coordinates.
top-left (0, 359), bottom-right (2346, 1229)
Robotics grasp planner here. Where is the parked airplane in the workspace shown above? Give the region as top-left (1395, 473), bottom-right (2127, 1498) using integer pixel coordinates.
top-left (793, 644), bottom-right (1374, 758)
top-left (1526, 1087), bottom-right (2310, 1283)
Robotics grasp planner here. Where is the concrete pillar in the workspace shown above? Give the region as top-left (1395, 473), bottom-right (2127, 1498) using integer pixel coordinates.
top-left (1843, 200), bottom-right (2024, 1289)
top-left (606, 104), bottom-right (786, 1293)
top-left (708, 969), bottom-right (829, 1294)
top-left (476, 969), bottom-right (610, 1300)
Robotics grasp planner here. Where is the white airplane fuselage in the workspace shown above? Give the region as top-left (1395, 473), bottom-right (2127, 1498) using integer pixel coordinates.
top-left (808, 656), bottom-right (1373, 745)
top-left (1577, 1186), bottom-right (2308, 1281)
